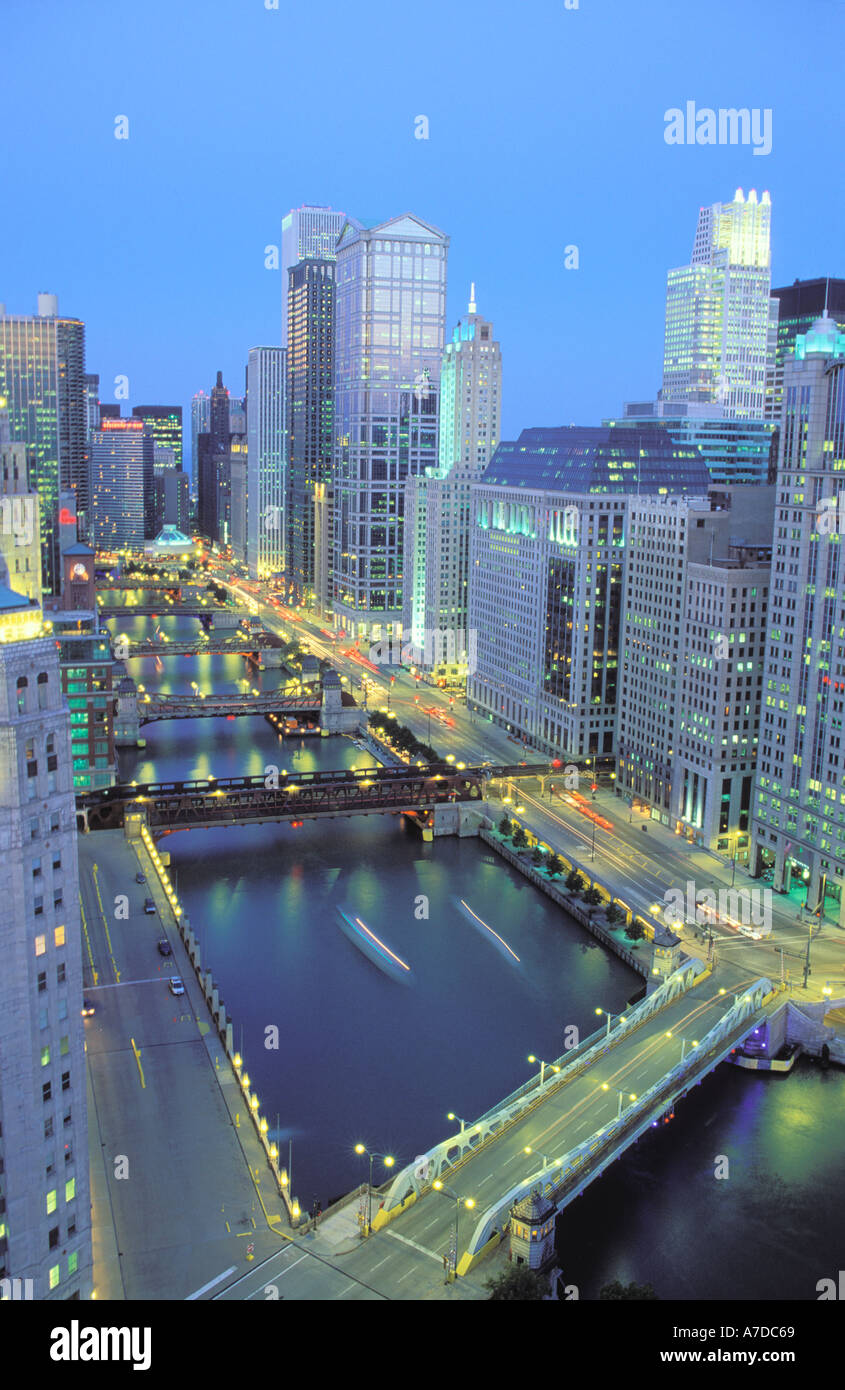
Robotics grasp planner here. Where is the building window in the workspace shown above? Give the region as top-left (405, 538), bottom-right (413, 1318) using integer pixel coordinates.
top-left (46, 1190), bottom-right (57, 1214)
top-left (34, 896), bottom-right (43, 917)
top-left (40, 1046), bottom-right (50, 1067)
top-left (61, 1072), bottom-right (70, 1093)
top-left (49, 1227), bottom-right (59, 1250)
top-left (37, 672), bottom-right (49, 710)
top-left (59, 1036), bottom-right (69, 1057)
top-left (67, 1252), bottom-right (78, 1277)
top-left (44, 1116), bottom-right (53, 1139)
top-left (65, 1178), bottom-right (75, 1203)
top-left (54, 925), bottom-right (65, 947)
top-left (16, 675), bottom-right (27, 712)
top-left (42, 1082), bottom-right (52, 1103)
top-left (49, 1265), bottom-right (60, 1291)
top-left (35, 934), bottom-right (46, 956)
top-left (57, 964), bottom-right (65, 985)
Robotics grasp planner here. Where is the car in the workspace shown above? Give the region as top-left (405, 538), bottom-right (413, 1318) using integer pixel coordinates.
top-left (157, 938), bottom-right (172, 957)
top-left (144, 898), bottom-right (156, 914)
top-left (80, 1000), bottom-right (95, 1017)
top-left (135, 871), bottom-right (146, 884)
top-left (168, 976), bottom-right (185, 997)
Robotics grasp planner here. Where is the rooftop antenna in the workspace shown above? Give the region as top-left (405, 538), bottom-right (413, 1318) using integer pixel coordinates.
top-left (468, 282), bottom-right (477, 315)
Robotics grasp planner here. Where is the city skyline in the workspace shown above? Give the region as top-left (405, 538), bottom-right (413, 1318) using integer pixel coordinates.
top-left (2, 0), bottom-right (841, 461)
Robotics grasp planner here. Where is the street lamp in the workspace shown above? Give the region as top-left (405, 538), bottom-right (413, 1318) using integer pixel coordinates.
top-left (354, 1144), bottom-right (395, 1236)
top-left (595, 1006), bottom-right (626, 1039)
top-left (447, 1111), bottom-right (470, 1134)
top-left (665, 1030), bottom-right (699, 1061)
top-left (601, 1083), bottom-right (637, 1120)
top-left (432, 1181), bottom-right (475, 1283)
top-left (523, 1145), bottom-right (563, 1173)
top-left (527, 1054), bottom-right (560, 1087)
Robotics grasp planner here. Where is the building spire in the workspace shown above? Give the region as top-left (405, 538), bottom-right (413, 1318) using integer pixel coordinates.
top-left (468, 282), bottom-right (477, 315)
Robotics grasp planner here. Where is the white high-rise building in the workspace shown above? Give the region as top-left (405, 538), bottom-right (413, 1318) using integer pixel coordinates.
top-left (402, 288), bottom-right (501, 683)
top-left (246, 347), bottom-right (286, 580)
top-left (662, 189), bottom-right (773, 419)
top-left (0, 569), bottom-right (92, 1299)
top-left (751, 314), bottom-right (845, 924)
top-left (332, 213), bottom-right (448, 642)
top-left (280, 206), bottom-right (345, 344)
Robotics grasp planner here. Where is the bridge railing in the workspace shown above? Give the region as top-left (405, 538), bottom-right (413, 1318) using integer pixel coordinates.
top-left (457, 976), bottom-right (777, 1268)
top-left (380, 959), bottom-right (704, 1216)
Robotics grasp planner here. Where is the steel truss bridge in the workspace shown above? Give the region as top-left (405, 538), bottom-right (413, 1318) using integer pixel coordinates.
top-left (98, 603), bottom-right (223, 617)
top-left (76, 762), bottom-right (546, 832)
top-left (138, 693), bottom-right (321, 724)
top-left (375, 965), bottom-right (779, 1274)
top-left (122, 637), bottom-right (276, 657)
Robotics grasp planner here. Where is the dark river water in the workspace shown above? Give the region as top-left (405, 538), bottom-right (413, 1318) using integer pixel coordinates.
top-left (107, 600), bottom-right (845, 1299)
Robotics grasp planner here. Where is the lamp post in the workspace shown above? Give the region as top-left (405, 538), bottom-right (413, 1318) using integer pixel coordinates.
top-left (601, 1083), bottom-right (637, 1120)
top-left (527, 1054), bottom-right (560, 1088)
top-left (354, 1145), bottom-right (395, 1236)
top-left (432, 1181), bottom-right (475, 1283)
top-left (447, 1111), bottom-right (469, 1134)
top-left (595, 1006), bottom-right (626, 1039)
top-left (523, 1145), bottom-right (563, 1174)
top-left (665, 1030), bottom-right (698, 1062)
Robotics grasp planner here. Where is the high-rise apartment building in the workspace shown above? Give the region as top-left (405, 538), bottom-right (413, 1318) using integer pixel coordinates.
top-left (286, 259), bottom-right (335, 605)
top-left (131, 406), bottom-right (183, 470)
top-left (617, 489), bottom-right (774, 858)
top-left (766, 277), bottom-right (845, 422)
top-left (751, 314), bottom-right (845, 924)
top-left (662, 189), bottom-right (773, 419)
top-left (403, 288), bottom-right (502, 682)
top-left (0, 295), bottom-right (87, 592)
top-left (247, 347), bottom-right (286, 578)
top-left (0, 570), bottom-right (92, 1298)
top-left (280, 206), bottom-right (345, 344)
top-left (89, 418), bottom-right (154, 552)
top-left (468, 426), bottom-right (711, 757)
top-left (332, 213), bottom-right (448, 641)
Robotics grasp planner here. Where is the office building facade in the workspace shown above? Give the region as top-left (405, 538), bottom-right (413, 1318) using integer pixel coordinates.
top-left (332, 213), bottom-right (448, 641)
top-left (751, 314), bottom-right (845, 924)
top-left (766, 277), bottom-right (845, 422)
top-left (286, 259), bottom-right (335, 605)
top-left (280, 206), bottom-right (345, 344)
top-left (131, 406), bottom-right (183, 470)
top-left (247, 347), bottom-right (286, 578)
top-left (662, 189), bottom-right (773, 420)
top-left (0, 296), bottom-right (87, 593)
top-left (0, 574), bottom-right (92, 1298)
top-left (614, 401), bottom-right (776, 485)
top-left (89, 419), bottom-right (154, 553)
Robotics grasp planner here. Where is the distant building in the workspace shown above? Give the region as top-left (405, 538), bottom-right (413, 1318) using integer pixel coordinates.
top-left (0, 398), bottom-right (42, 605)
top-left (766, 277), bottom-right (845, 421)
top-left (467, 425), bottom-right (711, 757)
top-left (612, 401), bottom-right (777, 486)
top-left (752, 314), bottom-right (845, 925)
top-left (286, 259), bottom-right (335, 605)
top-left (0, 295), bottom-right (87, 592)
top-left (151, 469), bottom-right (190, 534)
top-left (280, 206), bottom-right (345, 343)
top-left (131, 405), bottom-right (183, 469)
top-left (89, 418), bottom-right (154, 552)
top-left (661, 189), bottom-right (773, 419)
top-left (144, 525), bottom-right (199, 563)
top-left (229, 454), bottom-right (248, 564)
top-left (190, 391), bottom-right (210, 488)
top-left (332, 213), bottom-right (448, 641)
top-left (247, 347), bottom-right (286, 579)
top-left (403, 288), bottom-right (502, 683)
top-left (0, 566), bottom-right (92, 1298)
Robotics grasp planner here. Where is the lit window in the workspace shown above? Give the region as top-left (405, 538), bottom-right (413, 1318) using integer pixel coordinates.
top-left (46, 1189), bottom-right (57, 1214)
top-left (35, 935), bottom-right (46, 956)
top-left (54, 925), bottom-right (65, 947)
top-left (67, 1252), bottom-right (78, 1277)
top-left (40, 1046), bottom-right (50, 1067)
top-left (49, 1265), bottom-right (60, 1290)
top-left (65, 1178), bottom-right (75, 1203)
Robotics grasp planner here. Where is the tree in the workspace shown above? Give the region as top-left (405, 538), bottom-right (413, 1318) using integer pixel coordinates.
top-left (547, 853), bottom-right (564, 879)
top-left (605, 902), bottom-right (624, 927)
top-left (531, 846), bottom-right (546, 868)
top-left (598, 1279), bottom-right (658, 1300)
top-left (625, 919), bottom-right (645, 942)
top-left (565, 869), bottom-right (585, 895)
top-left (512, 825), bottom-right (528, 850)
top-left (485, 1266), bottom-right (548, 1301)
top-left (583, 885), bottom-right (602, 907)
top-left (498, 815), bottom-right (513, 838)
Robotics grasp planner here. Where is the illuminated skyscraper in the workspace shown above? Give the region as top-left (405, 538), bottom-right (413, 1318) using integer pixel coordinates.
top-left (89, 419), bottom-right (154, 552)
top-left (131, 405), bottom-right (183, 470)
top-left (332, 213), bottom-right (448, 641)
top-left (752, 314), bottom-right (845, 925)
top-left (403, 287), bottom-right (501, 682)
top-left (0, 295), bottom-right (87, 592)
top-left (766, 277), bottom-right (845, 421)
top-left (662, 189), bottom-right (773, 419)
top-left (246, 347), bottom-right (286, 578)
top-left (190, 390), bottom-right (210, 487)
top-left (280, 206), bottom-right (345, 343)
top-left (286, 259), bottom-right (335, 605)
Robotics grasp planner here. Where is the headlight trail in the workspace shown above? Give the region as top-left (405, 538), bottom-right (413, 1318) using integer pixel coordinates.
top-left (353, 917), bottom-right (411, 972)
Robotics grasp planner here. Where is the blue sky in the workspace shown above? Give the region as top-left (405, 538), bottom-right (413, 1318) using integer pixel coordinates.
top-left (3, 0), bottom-right (841, 469)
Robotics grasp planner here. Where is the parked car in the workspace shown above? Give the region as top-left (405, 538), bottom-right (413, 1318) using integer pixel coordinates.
top-left (157, 938), bottom-right (172, 957)
top-left (168, 976), bottom-right (185, 997)
top-left (144, 898), bottom-right (156, 914)
top-left (80, 1000), bottom-right (95, 1017)
top-left (135, 871), bottom-right (146, 884)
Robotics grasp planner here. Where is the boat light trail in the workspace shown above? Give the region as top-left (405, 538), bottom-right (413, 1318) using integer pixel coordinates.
top-left (459, 901), bottom-right (520, 961)
top-left (353, 917), bottom-right (411, 972)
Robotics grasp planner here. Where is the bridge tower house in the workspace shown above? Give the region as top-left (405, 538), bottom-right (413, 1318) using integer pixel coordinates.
top-left (113, 666), bottom-right (141, 747)
top-left (508, 1187), bottom-right (559, 1294)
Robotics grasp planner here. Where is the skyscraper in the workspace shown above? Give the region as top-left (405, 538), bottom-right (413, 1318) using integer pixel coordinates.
top-left (280, 206), bottom-right (345, 343)
top-left (332, 213), bottom-right (448, 642)
top-left (89, 419), bottom-right (154, 552)
top-left (286, 259), bottom-right (335, 605)
top-left (131, 406), bottom-right (183, 470)
top-left (246, 347), bottom-right (286, 578)
top-left (662, 189), bottom-right (773, 419)
top-left (190, 391), bottom-right (210, 488)
top-left (0, 295), bottom-right (87, 592)
top-left (0, 398), bottom-right (42, 606)
top-left (766, 277), bottom-right (845, 421)
top-left (0, 568), bottom-right (92, 1298)
top-left (751, 313), bottom-right (845, 925)
top-left (403, 288), bottom-right (501, 682)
